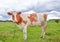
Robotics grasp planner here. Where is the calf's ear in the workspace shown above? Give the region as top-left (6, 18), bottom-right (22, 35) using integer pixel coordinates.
top-left (17, 12), bottom-right (21, 14)
top-left (7, 12), bottom-right (12, 15)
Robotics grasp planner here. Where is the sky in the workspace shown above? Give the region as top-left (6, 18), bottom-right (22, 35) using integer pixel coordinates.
top-left (0, 0), bottom-right (60, 20)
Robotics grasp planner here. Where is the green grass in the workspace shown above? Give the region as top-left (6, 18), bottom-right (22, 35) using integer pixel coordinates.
top-left (0, 21), bottom-right (60, 42)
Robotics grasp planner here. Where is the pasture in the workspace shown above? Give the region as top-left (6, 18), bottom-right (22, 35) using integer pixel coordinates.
top-left (0, 20), bottom-right (60, 42)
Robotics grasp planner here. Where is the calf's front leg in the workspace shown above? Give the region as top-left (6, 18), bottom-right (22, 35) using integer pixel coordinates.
top-left (18, 24), bottom-right (27, 40)
top-left (23, 25), bottom-right (27, 40)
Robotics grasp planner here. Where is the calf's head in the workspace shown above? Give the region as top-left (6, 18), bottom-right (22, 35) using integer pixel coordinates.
top-left (7, 12), bottom-right (22, 24)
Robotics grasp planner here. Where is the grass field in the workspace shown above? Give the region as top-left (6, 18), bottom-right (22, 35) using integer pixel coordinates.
top-left (0, 20), bottom-right (60, 42)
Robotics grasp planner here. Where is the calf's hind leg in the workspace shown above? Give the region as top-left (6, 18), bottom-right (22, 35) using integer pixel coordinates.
top-left (41, 21), bottom-right (47, 39)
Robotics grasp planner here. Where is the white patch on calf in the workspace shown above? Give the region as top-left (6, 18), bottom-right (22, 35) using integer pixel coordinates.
top-left (13, 12), bottom-right (18, 22)
top-left (18, 23), bottom-right (26, 30)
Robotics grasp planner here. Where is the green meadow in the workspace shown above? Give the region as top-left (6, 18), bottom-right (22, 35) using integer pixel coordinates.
top-left (0, 20), bottom-right (60, 42)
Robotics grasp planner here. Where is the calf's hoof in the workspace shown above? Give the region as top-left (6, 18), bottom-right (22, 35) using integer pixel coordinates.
top-left (40, 36), bottom-right (45, 39)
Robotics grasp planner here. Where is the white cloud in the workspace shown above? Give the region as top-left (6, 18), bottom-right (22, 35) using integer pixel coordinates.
top-left (0, 0), bottom-right (38, 11)
top-left (0, 16), bottom-right (3, 18)
top-left (0, 16), bottom-right (5, 20)
top-left (0, 0), bottom-right (54, 12)
top-left (0, 0), bottom-right (60, 20)
top-left (47, 10), bottom-right (60, 21)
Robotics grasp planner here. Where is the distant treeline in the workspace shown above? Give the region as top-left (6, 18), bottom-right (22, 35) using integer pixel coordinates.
top-left (0, 19), bottom-right (60, 22)
top-left (48, 19), bottom-right (60, 21)
top-left (48, 19), bottom-right (60, 23)
top-left (0, 20), bottom-right (12, 22)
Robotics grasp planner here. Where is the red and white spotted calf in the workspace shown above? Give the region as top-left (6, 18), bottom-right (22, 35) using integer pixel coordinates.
top-left (7, 11), bottom-right (47, 40)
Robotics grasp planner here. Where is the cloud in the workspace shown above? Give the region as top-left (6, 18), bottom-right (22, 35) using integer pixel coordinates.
top-left (0, 0), bottom-right (38, 12)
top-left (0, 0), bottom-right (60, 20)
top-left (0, 15), bottom-right (7, 20)
top-left (47, 10), bottom-right (60, 20)
top-left (33, 0), bottom-right (60, 12)
top-left (0, 0), bottom-right (60, 12)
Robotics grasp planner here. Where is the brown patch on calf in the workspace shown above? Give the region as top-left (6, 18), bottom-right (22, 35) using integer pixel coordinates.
top-left (22, 20), bottom-right (27, 24)
top-left (16, 12), bottom-right (27, 25)
top-left (28, 13), bottom-right (37, 24)
top-left (16, 13), bottom-right (22, 24)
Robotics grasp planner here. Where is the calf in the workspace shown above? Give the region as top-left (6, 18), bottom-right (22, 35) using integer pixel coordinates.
top-left (7, 11), bottom-right (47, 40)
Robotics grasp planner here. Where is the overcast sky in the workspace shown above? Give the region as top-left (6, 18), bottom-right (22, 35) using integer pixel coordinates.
top-left (0, 0), bottom-right (60, 20)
